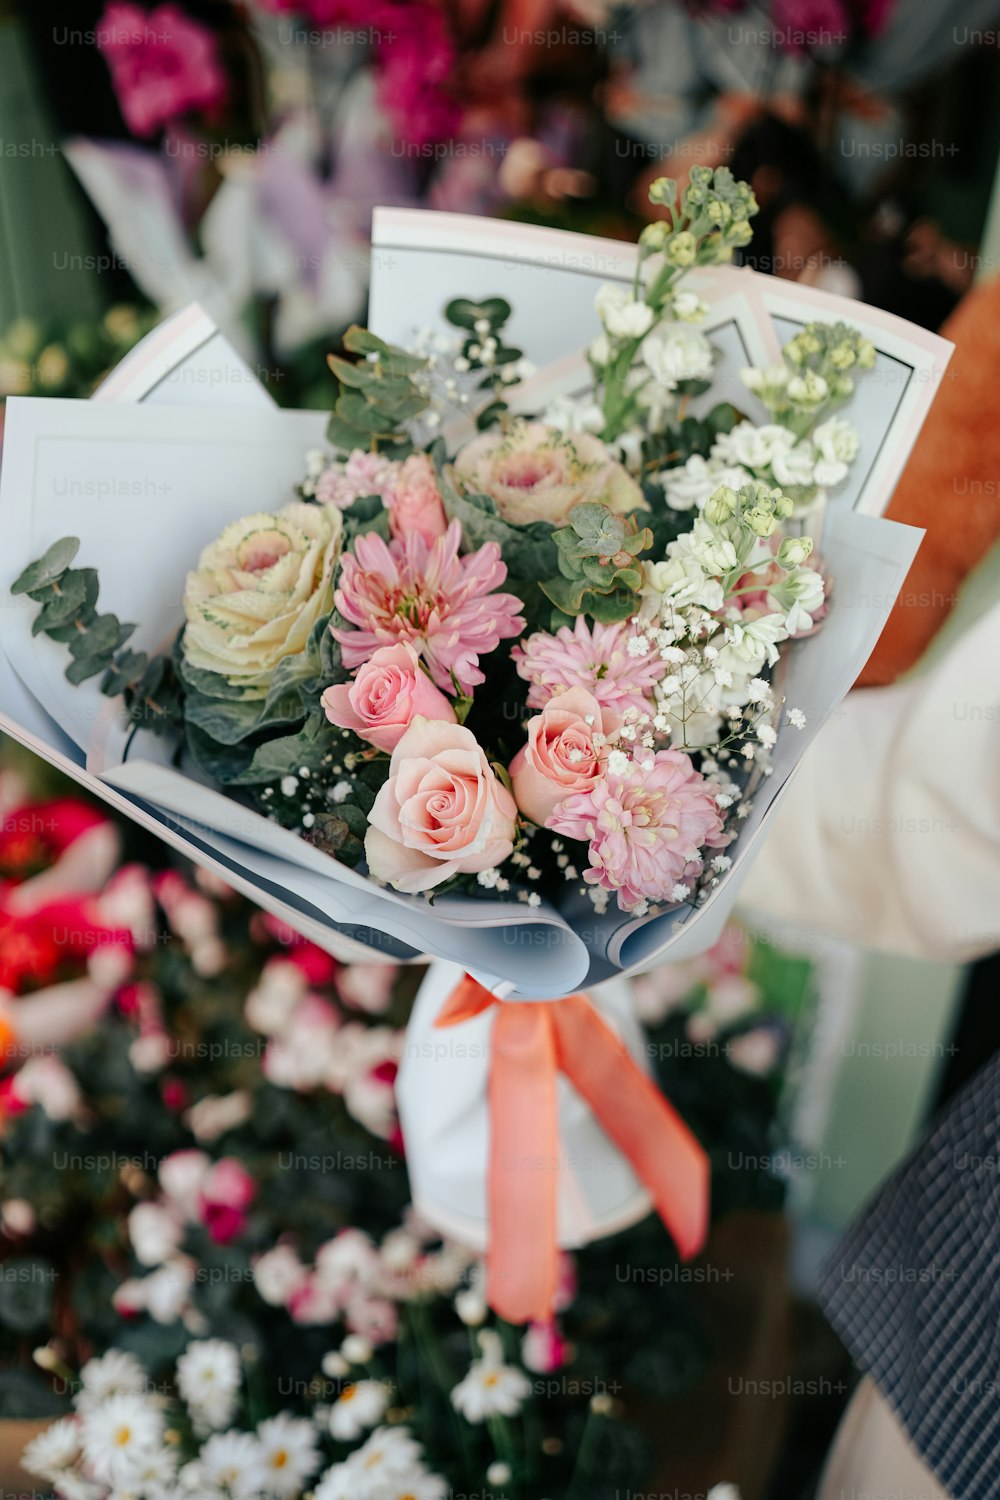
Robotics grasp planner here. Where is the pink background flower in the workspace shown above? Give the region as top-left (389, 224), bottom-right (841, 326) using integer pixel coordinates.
top-left (96, 3), bottom-right (228, 139)
top-left (322, 641), bottom-right (456, 752)
top-left (365, 718), bottom-right (517, 893)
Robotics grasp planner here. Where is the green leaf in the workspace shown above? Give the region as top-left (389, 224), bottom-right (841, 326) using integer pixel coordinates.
top-left (342, 326), bottom-right (427, 374)
top-left (337, 392), bottom-right (399, 435)
top-left (68, 613), bottom-right (135, 659)
top-left (327, 353), bottom-right (378, 389)
top-left (445, 296), bottom-right (512, 330)
top-left (229, 712), bottom-right (336, 786)
top-left (65, 654), bottom-right (110, 685)
top-left (30, 567), bottom-right (97, 632)
top-left (326, 413), bottom-right (374, 453)
top-left (101, 649), bottom-right (148, 695)
top-left (11, 536), bottom-right (80, 594)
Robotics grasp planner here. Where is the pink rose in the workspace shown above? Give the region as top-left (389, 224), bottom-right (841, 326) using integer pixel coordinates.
top-left (96, 3), bottom-right (228, 139)
top-left (521, 1319), bottom-right (569, 1374)
top-left (383, 454), bottom-right (448, 547)
top-left (197, 1157), bottom-right (256, 1245)
top-left (509, 687), bottom-right (608, 827)
top-left (365, 718), bottom-right (517, 893)
top-left (322, 642), bottom-right (456, 753)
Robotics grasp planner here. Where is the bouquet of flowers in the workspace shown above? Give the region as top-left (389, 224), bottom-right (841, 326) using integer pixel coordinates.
top-left (0, 167), bottom-right (942, 1321)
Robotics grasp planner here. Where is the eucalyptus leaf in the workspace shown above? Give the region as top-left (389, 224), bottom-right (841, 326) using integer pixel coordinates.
top-left (11, 536), bottom-right (79, 594)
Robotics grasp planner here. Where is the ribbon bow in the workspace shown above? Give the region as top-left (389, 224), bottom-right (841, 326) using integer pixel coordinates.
top-left (434, 974), bottom-right (710, 1325)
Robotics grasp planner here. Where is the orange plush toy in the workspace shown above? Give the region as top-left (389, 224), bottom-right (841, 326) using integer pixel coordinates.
top-left (859, 274), bottom-right (1000, 687)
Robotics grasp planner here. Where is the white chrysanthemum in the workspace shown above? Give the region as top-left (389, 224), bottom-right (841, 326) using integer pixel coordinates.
top-left (76, 1350), bottom-right (148, 1414)
top-left (80, 1392), bottom-right (164, 1485)
top-left (450, 1330), bottom-right (531, 1423)
top-left (20, 1416), bottom-right (81, 1481)
top-left (176, 1340), bottom-right (241, 1433)
top-left (199, 1429), bottom-right (267, 1500)
top-left (256, 1413), bottom-right (321, 1498)
top-left (328, 1379), bottom-right (390, 1441)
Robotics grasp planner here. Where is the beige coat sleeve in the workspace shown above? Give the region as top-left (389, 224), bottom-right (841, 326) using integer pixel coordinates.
top-left (739, 601), bottom-right (1000, 963)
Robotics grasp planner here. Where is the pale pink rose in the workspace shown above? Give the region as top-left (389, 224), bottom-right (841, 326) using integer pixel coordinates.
top-left (383, 453), bottom-right (448, 546)
top-left (128, 1201), bottom-right (184, 1267)
top-left (509, 687), bottom-right (607, 827)
top-left (365, 718), bottom-right (517, 893)
top-left (288, 1272), bottom-right (343, 1326)
top-left (322, 642), bottom-right (456, 753)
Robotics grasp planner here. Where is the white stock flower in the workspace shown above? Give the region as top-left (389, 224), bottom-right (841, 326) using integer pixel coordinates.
top-left (328, 1379), bottom-right (390, 1441)
top-left (595, 284), bottom-right (654, 339)
top-left (786, 370), bottom-right (828, 407)
top-left (770, 441), bottom-right (817, 489)
top-left (176, 1340), bottom-right (242, 1433)
top-left (643, 550), bottom-right (725, 614)
top-left (812, 416), bottom-right (860, 486)
top-left (128, 1202), bottom-right (184, 1267)
top-left (450, 1330), bottom-right (531, 1423)
top-left (711, 423), bottom-right (795, 474)
top-left (589, 333), bottom-right (612, 366)
top-left (661, 456), bottom-right (752, 512)
top-left (723, 616), bottom-right (789, 670)
top-left (688, 517), bottom-right (740, 576)
top-left (541, 394), bottom-right (605, 435)
top-left (641, 325), bottom-right (713, 390)
top-left (770, 566), bottom-right (826, 634)
top-left (670, 290), bottom-right (709, 322)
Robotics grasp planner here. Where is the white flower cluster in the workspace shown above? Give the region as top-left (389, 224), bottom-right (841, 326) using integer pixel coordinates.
top-left (21, 1344), bottom-right (447, 1500)
top-left (638, 482), bottom-right (817, 765)
top-left (661, 410), bottom-right (860, 513)
top-left (591, 282), bottom-right (716, 425)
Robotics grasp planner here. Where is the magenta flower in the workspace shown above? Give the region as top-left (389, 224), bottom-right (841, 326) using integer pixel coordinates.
top-left (552, 750), bottom-right (728, 912)
top-left (513, 616), bottom-right (668, 722)
top-left (332, 520), bottom-right (524, 694)
top-left (97, 3), bottom-right (228, 139)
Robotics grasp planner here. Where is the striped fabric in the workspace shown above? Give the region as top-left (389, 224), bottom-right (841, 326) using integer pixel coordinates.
top-left (819, 1054), bottom-right (1000, 1500)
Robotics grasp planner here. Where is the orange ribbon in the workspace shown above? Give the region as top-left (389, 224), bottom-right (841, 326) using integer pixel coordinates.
top-left (434, 974), bottom-right (710, 1325)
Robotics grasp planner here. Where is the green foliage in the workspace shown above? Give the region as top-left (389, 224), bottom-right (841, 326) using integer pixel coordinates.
top-left (12, 536), bottom-right (183, 735)
top-left (540, 503), bottom-right (653, 624)
top-left (443, 294), bottom-right (524, 424)
top-left (325, 326), bottom-right (431, 457)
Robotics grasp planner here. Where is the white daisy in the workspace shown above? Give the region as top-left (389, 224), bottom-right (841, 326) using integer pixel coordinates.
top-left (80, 1392), bottom-right (164, 1485)
top-left (176, 1339), bottom-right (241, 1433)
top-left (20, 1416), bottom-right (81, 1480)
top-left (450, 1331), bottom-right (531, 1423)
top-left (256, 1413), bottom-right (320, 1497)
top-left (328, 1379), bottom-right (390, 1441)
top-left (76, 1350), bottom-right (148, 1414)
top-left (199, 1429), bottom-right (266, 1499)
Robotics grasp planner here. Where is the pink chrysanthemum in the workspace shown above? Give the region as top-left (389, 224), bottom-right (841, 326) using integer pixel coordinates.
top-left (513, 616), bottom-right (667, 721)
top-left (332, 520), bottom-right (524, 694)
top-left (551, 750), bottom-right (728, 912)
